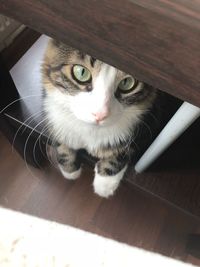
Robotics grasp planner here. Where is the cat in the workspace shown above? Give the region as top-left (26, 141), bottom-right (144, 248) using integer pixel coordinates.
top-left (41, 39), bottom-right (157, 198)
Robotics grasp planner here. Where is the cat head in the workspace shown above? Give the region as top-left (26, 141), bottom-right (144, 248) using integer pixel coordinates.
top-left (42, 39), bottom-right (156, 128)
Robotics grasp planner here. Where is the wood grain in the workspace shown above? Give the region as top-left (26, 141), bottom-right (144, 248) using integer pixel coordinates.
top-left (1, 27), bottom-right (40, 69)
top-left (0, 132), bottom-right (200, 265)
top-left (127, 115), bottom-right (200, 219)
top-left (1, 0), bottom-right (200, 106)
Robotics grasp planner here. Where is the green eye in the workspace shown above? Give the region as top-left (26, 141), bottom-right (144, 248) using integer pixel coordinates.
top-left (72, 65), bottom-right (91, 83)
top-left (118, 77), bottom-right (138, 93)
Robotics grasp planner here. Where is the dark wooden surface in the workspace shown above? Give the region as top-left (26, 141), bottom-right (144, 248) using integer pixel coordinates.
top-left (1, 0), bottom-right (200, 106)
top-left (0, 55), bottom-right (19, 111)
top-left (0, 132), bottom-right (200, 265)
top-left (187, 234), bottom-right (200, 259)
top-left (1, 27), bottom-right (40, 70)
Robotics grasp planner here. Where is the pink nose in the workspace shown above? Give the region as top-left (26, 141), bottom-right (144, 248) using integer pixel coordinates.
top-left (92, 110), bottom-right (109, 122)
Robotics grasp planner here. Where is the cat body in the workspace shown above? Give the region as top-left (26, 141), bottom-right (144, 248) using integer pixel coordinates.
top-left (42, 39), bottom-right (156, 197)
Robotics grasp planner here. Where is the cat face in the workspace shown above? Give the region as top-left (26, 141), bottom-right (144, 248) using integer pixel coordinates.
top-left (42, 40), bottom-right (156, 128)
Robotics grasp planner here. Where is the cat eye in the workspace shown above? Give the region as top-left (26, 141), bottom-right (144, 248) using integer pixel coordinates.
top-left (72, 65), bottom-right (91, 84)
top-left (118, 76), bottom-right (138, 93)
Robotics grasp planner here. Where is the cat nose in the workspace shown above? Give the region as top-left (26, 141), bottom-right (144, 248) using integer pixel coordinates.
top-left (92, 110), bottom-right (109, 122)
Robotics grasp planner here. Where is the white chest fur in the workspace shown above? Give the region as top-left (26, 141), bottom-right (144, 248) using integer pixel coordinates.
top-left (44, 90), bottom-right (142, 155)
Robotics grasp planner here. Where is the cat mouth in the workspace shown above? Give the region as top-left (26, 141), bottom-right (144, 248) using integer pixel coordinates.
top-left (83, 119), bottom-right (108, 127)
top-left (73, 112), bottom-right (112, 127)
top-left (94, 118), bottom-right (114, 127)
top-left (90, 120), bottom-right (105, 126)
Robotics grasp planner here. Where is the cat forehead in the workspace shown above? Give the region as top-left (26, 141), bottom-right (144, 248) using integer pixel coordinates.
top-left (47, 39), bottom-right (127, 78)
top-left (72, 52), bottom-right (126, 79)
top-left (69, 51), bottom-right (102, 70)
top-left (57, 45), bottom-right (125, 77)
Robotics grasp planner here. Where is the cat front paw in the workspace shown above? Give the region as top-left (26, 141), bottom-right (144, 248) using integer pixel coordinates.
top-left (93, 166), bottom-right (127, 198)
top-left (58, 165), bottom-right (82, 180)
top-left (93, 174), bottom-right (119, 198)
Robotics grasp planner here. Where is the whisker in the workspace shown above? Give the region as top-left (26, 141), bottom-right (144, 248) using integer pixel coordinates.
top-left (38, 130), bottom-right (51, 162)
top-left (0, 94), bottom-right (41, 114)
top-left (45, 141), bottom-right (54, 167)
top-left (12, 110), bottom-right (44, 153)
top-left (125, 133), bottom-right (137, 156)
top-left (47, 130), bottom-right (64, 169)
top-left (21, 110), bottom-right (45, 135)
top-left (147, 111), bottom-right (159, 124)
top-left (32, 122), bottom-right (52, 169)
top-left (44, 128), bottom-right (58, 168)
top-left (23, 117), bottom-right (48, 180)
top-left (112, 108), bottom-right (151, 118)
top-left (125, 108), bottom-right (159, 126)
top-left (33, 123), bottom-right (59, 170)
top-left (138, 119), bottom-right (153, 140)
top-left (48, 139), bottom-right (60, 168)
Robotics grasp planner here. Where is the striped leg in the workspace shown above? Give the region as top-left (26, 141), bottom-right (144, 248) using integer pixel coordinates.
top-left (93, 155), bottom-right (128, 198)
top-left (56, 144), bottom-right (81, 180)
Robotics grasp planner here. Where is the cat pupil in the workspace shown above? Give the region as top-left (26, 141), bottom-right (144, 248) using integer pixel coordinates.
top-left (81, 68), bottom-right (85, 76)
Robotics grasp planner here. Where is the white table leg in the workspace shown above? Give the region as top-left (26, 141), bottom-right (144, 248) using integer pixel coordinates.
top-left (135, 102), bottom-right (200, 173)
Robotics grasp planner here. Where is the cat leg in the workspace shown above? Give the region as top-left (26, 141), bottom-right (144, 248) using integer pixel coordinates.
top-left (56, 144), bottom-right (81, 180)
top-left (93, 155), bottom-right (128, 198)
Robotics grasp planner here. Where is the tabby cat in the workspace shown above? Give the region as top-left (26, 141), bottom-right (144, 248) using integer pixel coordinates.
top-left (42, 39), bottom-right (156, 198)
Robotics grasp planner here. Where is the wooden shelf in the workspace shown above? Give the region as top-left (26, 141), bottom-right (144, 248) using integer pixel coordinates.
top-left (1, 0), bottom-right (200, 106)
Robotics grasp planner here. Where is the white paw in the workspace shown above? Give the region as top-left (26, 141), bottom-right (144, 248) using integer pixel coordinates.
top-left (93, 166), bottom-right (127, 198)
top-left (58, 165), bottom-right (82, 180)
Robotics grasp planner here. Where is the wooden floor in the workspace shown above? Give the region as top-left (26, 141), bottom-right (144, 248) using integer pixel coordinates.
top-left (0, 132), bottom-right (200, 266)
